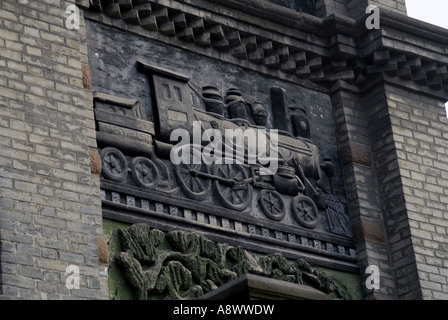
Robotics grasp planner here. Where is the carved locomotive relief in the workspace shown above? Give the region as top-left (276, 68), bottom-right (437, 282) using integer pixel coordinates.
top-left (95, 61), bottom-right (354, 260)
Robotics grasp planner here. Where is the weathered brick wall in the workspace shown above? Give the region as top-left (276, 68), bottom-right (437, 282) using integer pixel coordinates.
top-left (385, 85), bottom-right (448, 299)
top-left (364, 85), bottom-right (422, 299)
top-left (332, 86), bottom-right (400, 299)
top-left (1, 0), bottom-right (445, 301)
top-left (333, 79), bottom-right (448, 300)
top-left (0, 0), bottom-right (107, 299)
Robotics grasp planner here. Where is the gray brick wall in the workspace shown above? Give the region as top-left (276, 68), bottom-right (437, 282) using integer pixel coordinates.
top-left (332, 87), bottom-right (400, 299)
top-left (333, 79), bottom-right (448, 300)
top-left (385, 85), bottom-right (448, 300)
top-left (367, 86), bottom-right (423, 299)
top-left (0, 0), bottom-right (107, 299)
top-left (0, 0), bottom-right (445, 301)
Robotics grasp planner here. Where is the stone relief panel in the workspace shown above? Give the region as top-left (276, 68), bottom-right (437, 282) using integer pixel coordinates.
top-left (87, 20), bottom-right (356, 270)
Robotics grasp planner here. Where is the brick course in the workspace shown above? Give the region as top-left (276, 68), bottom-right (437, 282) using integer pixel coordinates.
top-left (1, 0), bottom-right (447, 301)
top-left (385, 85), bottom-right (448, 300)
top-left (332, 77), bottom-right (448, 300)
top-left (0, 0), bottom-right (106, 299)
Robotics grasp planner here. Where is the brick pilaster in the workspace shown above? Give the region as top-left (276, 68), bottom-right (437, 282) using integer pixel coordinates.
top-left (0, 0), bottom-right (107, 299)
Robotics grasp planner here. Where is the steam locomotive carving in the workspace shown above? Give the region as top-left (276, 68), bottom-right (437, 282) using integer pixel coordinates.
top-left (95, 61), bottom-right (350, 236)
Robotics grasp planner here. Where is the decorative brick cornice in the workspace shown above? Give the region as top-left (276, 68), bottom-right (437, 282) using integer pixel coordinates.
top-left (79, 0), bottom-right (448, 98)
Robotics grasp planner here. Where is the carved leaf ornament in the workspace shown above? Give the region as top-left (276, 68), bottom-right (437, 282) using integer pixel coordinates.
top-left (113, 224), bottom-right (352, 300)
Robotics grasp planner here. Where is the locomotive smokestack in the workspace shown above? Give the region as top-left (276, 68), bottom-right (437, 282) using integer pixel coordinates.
top-left (270, 87), bottom-right (292, 134)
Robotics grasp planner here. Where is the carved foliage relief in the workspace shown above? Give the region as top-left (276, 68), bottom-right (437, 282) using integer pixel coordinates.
top-left (109, 223), bottom-right (354, 300)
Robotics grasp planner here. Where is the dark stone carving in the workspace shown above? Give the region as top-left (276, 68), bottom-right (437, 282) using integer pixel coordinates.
top-left (151, 153), bottom-right (172, 190)
top-left (95, 61), bottom-right (354, 238)
top-left (258, 189), bottom-right (286, 222)
top-left (202, 86), bottom-right (225, 116)
top-left (131, 157), bottom-right (159, 189)
top-left (174, 148), bottom-right (212, 201)
top-left (112, 223), bottom-right (352, 300)
top-left (291, 195), bottom-right (319, 229)
top-left (149, 70), bottom-right (194, 144)
top-left (250, 100), bottom-right (268, 126)
top-left (273, 165), bottom-right (302, 196)
top-left (270, 87), bottom-right (292, 134)
top-left (213, 164), bottom-right (253, 211)
top-left (90, 23), bottom-right (357, 273)
top-left (319, 157), bottom-right (336, 194)
top-left (100, 147), bottom-right (128, 182)
top-left (291, 105), bottom-right (310, 139)
top-left (225, 88), bottom-right (248, 120)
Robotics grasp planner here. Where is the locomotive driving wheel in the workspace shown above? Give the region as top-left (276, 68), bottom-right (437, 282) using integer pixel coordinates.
top-left (213, 164), bottom-right (252, 211)
top-left (100, 147), bottom-right (128, 182)
top-left (131, 157), bottom-right (159, 189)
top-left (258, 189), bottom-right (286, 222)
top-left (174, 147), bottom-right (212, 201)
top-left (291, 195), bottom-right (319, 229)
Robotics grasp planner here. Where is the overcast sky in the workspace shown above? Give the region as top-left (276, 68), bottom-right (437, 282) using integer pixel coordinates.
top-left (405, 0), bottom-right (448, 113)
top-left (405, 0), bottom-right (448, 29)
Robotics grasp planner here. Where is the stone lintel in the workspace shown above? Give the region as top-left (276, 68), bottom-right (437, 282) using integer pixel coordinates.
top-left (199, 274), bottom-right (328, 300)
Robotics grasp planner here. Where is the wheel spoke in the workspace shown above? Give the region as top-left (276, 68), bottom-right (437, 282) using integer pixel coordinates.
top-left (263, 198), bottom-right (271, 208)
top-left (213, 164), bottom-right (251, 210)
top-left (267, 194), bottom-right (281, 214)
top-left (217, 167), bottom-right (227, 177)
top-left (272, 202), bottom-right (282, 214)
top-left (192, 177), bottom-right (205, 191)
top-left (180, 167), bottom-right (191, 174)
top-left (110, 155), bottom-right (119, 167)
top-left (232, 190), bottom-right (244, 203)
top-left (222, 187), bottom-right (231, 197)
top-left (189, 175), bottom-right (196, 190)
top-left (234, 171), bottom-right (243, 179)
top-left (183, 173), bottom-right (192, 185)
